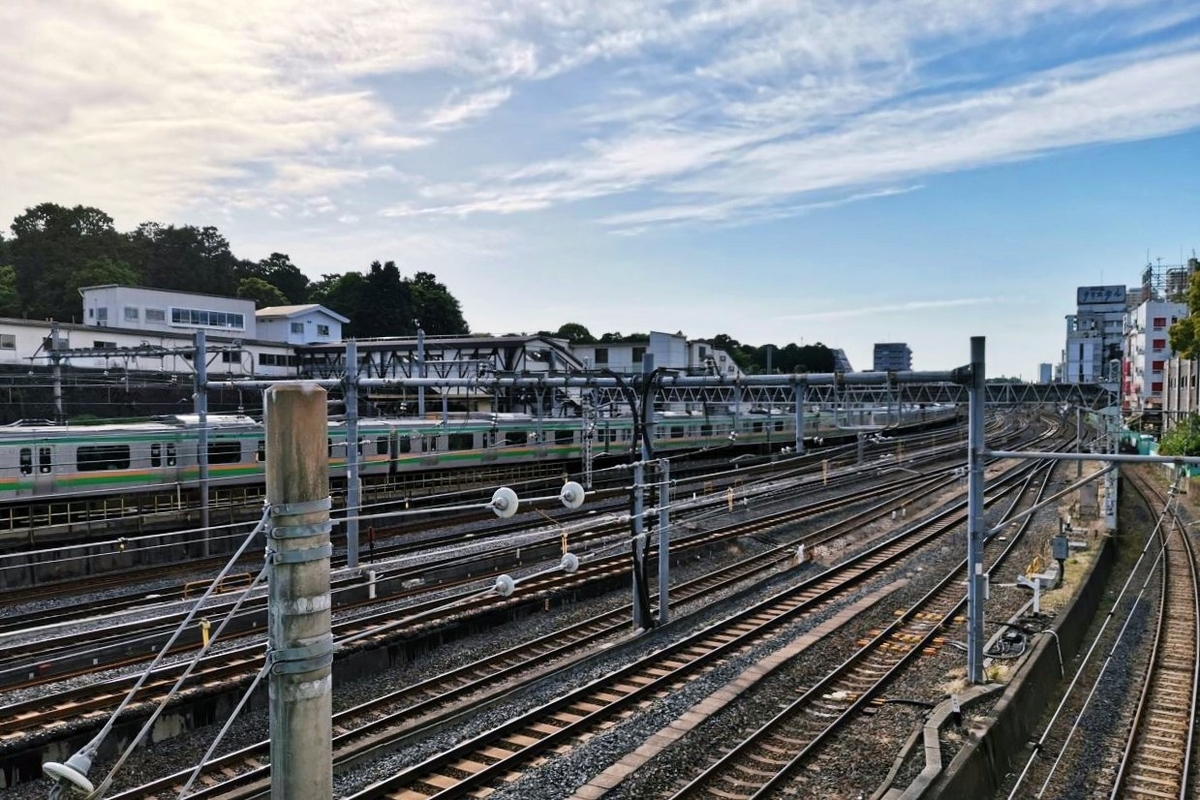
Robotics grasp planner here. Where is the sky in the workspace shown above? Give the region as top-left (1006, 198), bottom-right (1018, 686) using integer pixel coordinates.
top-left (2, 1), bottom-right (1199, 379)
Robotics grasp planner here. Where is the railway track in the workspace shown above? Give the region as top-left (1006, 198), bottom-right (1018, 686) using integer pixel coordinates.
top-left (1109, 470), bottom-right (1199, 800)
top-left (670, 458), bottom-right (1056, 798)
top-left (291, 461), bottom-right (1048, 800)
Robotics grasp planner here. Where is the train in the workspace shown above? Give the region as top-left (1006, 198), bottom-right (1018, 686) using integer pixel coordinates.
top-left (0, 404), bottom-right (961, 502)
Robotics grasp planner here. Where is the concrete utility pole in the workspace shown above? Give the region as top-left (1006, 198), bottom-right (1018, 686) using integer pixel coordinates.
top-left (195, 329), bottom-right (210, 554)
top-left (793, 384), bottom-right (806, 455)
top-left (344, 340), bottom-right (361, 568)
top-left (966, 336), bottom-right (986, 684)
top-left (265, 384), bottom-right (333, 800)
top-left (50, 321), bottom-right (64, 424)
top-left (658, 458), bottom-right (671, 624)
top-left (416, 326), bottom-right (426, 418)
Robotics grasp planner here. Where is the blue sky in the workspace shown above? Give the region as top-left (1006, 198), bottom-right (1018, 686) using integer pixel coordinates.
top-left (3, 1), bottom-right (1198, 378)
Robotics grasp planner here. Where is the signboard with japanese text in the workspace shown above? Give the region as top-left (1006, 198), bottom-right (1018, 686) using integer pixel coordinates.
top-left (1076, 285), bottom-right (1126, 306)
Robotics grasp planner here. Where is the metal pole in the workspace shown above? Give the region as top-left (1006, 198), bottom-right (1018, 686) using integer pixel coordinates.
top-left (658, 458), bottom-right (670, 624)
top-left (967, 336), bottom-right (986, 684)
top-left (794, 384), bottom-right (805, 455)
top-left (1104, 409), bottom-right (1119, 530)
top-left (344, 340), bottom-right (360, 569)
top-left (641, 354), bottom-right (655, 460)
top-left (416, 326), bottom-right (425, 418)
top-left (265, 383), bottom-right (332, 800)
top-left (632, 461), bottom-right (646, 631)
top-left (50, 321), bottom-right (63, 424)
top-left (1076, 406), bottom-right (1082, 478)
top-left (195, 329), bottom-right (210, 554)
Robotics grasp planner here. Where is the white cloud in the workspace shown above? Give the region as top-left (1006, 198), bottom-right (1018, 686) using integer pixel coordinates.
top-left (777, 297), bottom-right (1002, 321)
top-left (424, 86), bottom-right (513, 130)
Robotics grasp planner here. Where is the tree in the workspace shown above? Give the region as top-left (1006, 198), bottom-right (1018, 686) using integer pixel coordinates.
top-left (9, 203), bottom-right (127, 320)
top-left (553, 323), bottom-right (596, 344)
top-left (0, 265), bottom-right (19, 317)
top-left (134, 223), bottom-right (238, 296)
top-left (1169, 264), bottom-right (1200, 358)
top-left (237, 277), bottom-right (290, 308)
top-left (1159, 413), bottom-right (1200, 456)
top-left (259, 252), bottom-right (309, 304)
top-left (310, 272), bottom-right (371, 337)
top-left (411, 271), bottom-right (467, 335)
top-left (69, 257), bottom-right (141, 299)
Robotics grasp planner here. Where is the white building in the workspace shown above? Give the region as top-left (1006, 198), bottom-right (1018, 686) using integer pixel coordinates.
top-left (1063, 285), bottom-right (1130, 383)
top-left (1123, 298), bottom-right (1187, 416)
top-left (80, 285), bottom-right (258, 339)
top-left (256, 304), bottom-right (349, 345)
top-left (571, 331), bottom-right (744, 378)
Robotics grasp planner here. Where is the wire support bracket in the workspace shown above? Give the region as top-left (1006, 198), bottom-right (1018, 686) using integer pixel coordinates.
top-left (269, 496), bottom-right (332, 517)
top-left (271, 543), bottom-right (333, 564)
top-left (267, 635), bottom-right (335, 675)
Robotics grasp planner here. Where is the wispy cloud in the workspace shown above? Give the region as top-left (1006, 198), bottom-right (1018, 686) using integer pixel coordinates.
top-left (778, 298), bottom-right (1002, 321)
top-left (2, 0), bottom-right (1196, 238)
top-left (424, 86), bottom-right (513, 130)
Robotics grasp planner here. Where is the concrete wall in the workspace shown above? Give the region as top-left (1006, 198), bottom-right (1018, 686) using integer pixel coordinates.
top-left (928, 531), bottom-right (1116, 799)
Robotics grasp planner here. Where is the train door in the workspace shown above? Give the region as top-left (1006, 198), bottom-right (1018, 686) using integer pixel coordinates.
top-left (34, 445), bottom-right (54, 495)
top-left (14, 446), bottom-right (34, 497)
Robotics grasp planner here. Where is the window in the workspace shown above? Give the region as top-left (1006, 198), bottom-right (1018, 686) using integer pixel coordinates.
top-left (124, 306), bottom-right (139, 322)
top-left (632, 347), bottom-right (645, 363)
top-left (399, 436), bottom-right (412, 454)
top-left (594, 348), bottom-right (608, 365)
top-left (290, 322), bottom-right (304, 334)
top-left (698, 346), bottom-right (707, 359)
top-left (1152, 381), bottom-right (1163, 393)
top-left (221, 351), bottom-right (240, 363)
top-left (670, 426), bottom-right (685, 439)
top-left (317, 324), bottom-right (330, 336)
top-left (700, 424), bottom-right (713, 438)
top-left (256, 440), bottom-right (265, 462)
top-left (1152, 360), bottom-right (1164, 371)
top-left (170, 307), bottom-right (245, 330)
top-left (376, 437), bottom-right (387, 455)
top-left (151, 443), bottom-right (162, 468)
top-left (208, 441), bottom-right (242, 464)
top-left (1152, 339), bottom-right (1167, 350)
top-left (93, 340), bottom-right (117, 349)
top-left (19, 448), bottom-right (31, 476)
top-left (775, 421), bottom-right (785, 432)
top-left (505, 431), bottom-right (528, 446)
top-left (1153, 317), bottom-right (1167, 329)
top-left (38, 447), bottom-right (54, 475)
top-left (0, 334), bottom-right (14, 350)
top-left (167, 442), bottom-right (177, 466)
top-left (78, 445), bottom-right (131, 471)
top-left (145, 308), bottom-right (165, 323)
top-left (96, 307), bottom-right (108, 323)
top-left (448, 433), bottom-right (474, 450)
top-left (752, 421), bottom-right (764, 433)
top-left (555, 429), bottom-right (574, 444)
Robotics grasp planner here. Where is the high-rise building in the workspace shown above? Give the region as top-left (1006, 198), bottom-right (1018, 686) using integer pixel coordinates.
top-left (873, 342), bottom-right (912, 371)
top-left (1063, 285), bottom-right (1130, 383)
top-left (1038, 363), bottom-right (1053, 383)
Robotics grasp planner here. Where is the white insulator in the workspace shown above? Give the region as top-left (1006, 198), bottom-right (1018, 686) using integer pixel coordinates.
top-left (43, 750), bottom-right (95, 796)
top-left (494, 574), bottom-right (516, 597)
top-left (560, 552), bottom-right (579, 573)
top-left (560, 481), bottom-right (585, 510)
top-left (490, 487), bottom-right (519, 518)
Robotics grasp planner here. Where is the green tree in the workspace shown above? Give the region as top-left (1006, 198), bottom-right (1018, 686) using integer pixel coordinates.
top-left (133, 223), bottom-right (238, 296)
top-left (553, 322), bottom-right (596, 344)
top-left (1169, 264), bottom-right (1200, 357)
top-left (259, 252), bottom-right (309, 304)
top-left (0, 265), bottom-right (19, 317)
top-left (237, 277), bottom-right (290, 308)
top-left (310, 272), bottom-right (371, 337)
top-left (70, 257), bottom-right (141, 298)
top-left (1159, 413), bottom-right (1200, 456)
top-left (411, 271), bottom-right (467, 335)
top-left (9, 203), bottom-right (127, 320)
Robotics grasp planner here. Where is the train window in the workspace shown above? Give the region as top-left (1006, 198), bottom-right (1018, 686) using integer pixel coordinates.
top-left (151, 443), bottom-right (162, 468)
top-left (506, 431), bottom-right (527, 447)
top-left (399, 436), bottom-right (412, 454)
top-left (376, 437), bottom-right (387, 455)
top-left (39, 447), bottom-right (52, 473)
top-left (328, 438), bottom-right (333, 458)
top-left (752, 422), bottom-right (764, 433)
top-left (448, 433), bottom-right (474, 450)
top-left (167, 442), bottom-right (177, 466)
top-left (700, 424), bottom-right (713, 438)
top-left (19, 448), bottom-right (32, 476)
top-left (208, 441), bottom-right (242, 464)
top-left (425, 436), bottom-right (438, 453)
top-left (775, 421), bottom-right (785, 432)
top-left (670, 426), bottom-right (684, 439)
top-left (78, 445), bottom-right (131, 471)
top-left (256, 440), bottom-right (265, 462)
top-left (555, 429), bottom-right (574, 444)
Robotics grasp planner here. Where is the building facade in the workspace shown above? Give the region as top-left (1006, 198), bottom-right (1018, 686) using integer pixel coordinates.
top-left (872, 343), bottom-right (912, 372)
top-left (256, 304), bottom-right (349, 345)
top-left (1063, 284), bottom-right (1131, 384)
top-left (81, 285), bottom-right (258, 339)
